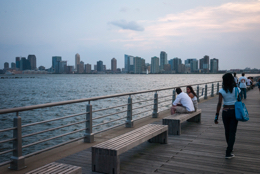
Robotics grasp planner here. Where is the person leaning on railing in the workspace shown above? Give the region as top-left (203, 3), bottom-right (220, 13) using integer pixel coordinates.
top-left (215, 73), bottom-right (241, 159)
top-left (171, 87), bottom-right (195, 115)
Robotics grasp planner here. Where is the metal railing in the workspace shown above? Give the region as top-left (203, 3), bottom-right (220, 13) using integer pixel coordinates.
top-left (0, 80), bottom-right (225, 169)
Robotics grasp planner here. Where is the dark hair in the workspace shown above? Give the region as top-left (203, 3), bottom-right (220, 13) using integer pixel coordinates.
top-left (176, 87), bottom-right (182, 94)
top-left (233, 73), bottom-right (236, 77)
top-left (242, 73), bottom-right (245, 76)
top-left (187, 86), bottom-right (197, 98)
top-left (222, 73), bottom-right (236, 93)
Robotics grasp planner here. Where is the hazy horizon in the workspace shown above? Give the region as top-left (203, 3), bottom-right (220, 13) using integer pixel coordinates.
top-left (0, 0), bottom-right (260, 70)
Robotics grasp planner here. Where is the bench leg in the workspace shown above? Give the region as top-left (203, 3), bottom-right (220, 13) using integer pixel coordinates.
top-left (148, 131), bottom-right (168, 144)
top-left (163, 119), bottom-right (181, 135)
top-left (187, 113), bottom-right (201, 123)
top-left (92, 148), bottom-right (119, 174)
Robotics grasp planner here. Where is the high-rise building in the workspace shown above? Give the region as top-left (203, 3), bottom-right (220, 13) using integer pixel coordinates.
top-left (124, 54), bottom-right (134, 73)
top-left (210, 58), bottom-right (219, 73)
top-left (58, 61), bottom-right (67, 73)
top-left (200, 55), bottom-right (209, 73)
top-left (164, 64), bottom-right (171, 73)
top-left (133, 57), bottom-right (142, 74)
top-left (141, 58), bottom-right (146, 73)
top-left (160, 51), bottom-right (167, 71)
top-left (16, 57), bottom-right (20, 69)
top-left (20, 57), bottom-right (31, 70)
top-left (173, 57), bottom-right (182, 73)
top-left (185, 59), bottom-right (198, 72)
top-left (4, 62), bottom-right (9, 69)
top-left (52, 56), bottom-right (62, 73)
top-left (85, 64), bottom-right (91, 73)
top-left (151, 56), bottom-right (159, 74)
top-left (75, 53), bottom-right (80, 71)
top-left (77, 61), bottom-right (84, 73)
top-left (11, 62), bottom-right (16, 69)
top-left (103, 65), bottom-right (106, 71)
top-left (94, 65), bottom-right (97, 71)
top-left (168, 59), bottom-right (174, 71)
top-left (28, 55), bottom-right (36, 70)
top-left (111, 58), bottom-right (117, 72)
top-left (97, 60), bottom-right (103, 71)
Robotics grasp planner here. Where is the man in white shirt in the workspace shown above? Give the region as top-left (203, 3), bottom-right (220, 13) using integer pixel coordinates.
top-left (171, 88), bottom-right (195, 114)
top-left (238, 73), bottom-right (247, 99)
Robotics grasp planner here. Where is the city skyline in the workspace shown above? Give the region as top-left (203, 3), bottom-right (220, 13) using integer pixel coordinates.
top-left (0, 1), bottom-right (260, 70)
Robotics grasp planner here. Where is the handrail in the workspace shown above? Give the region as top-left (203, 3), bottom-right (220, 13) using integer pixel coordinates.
top-left (0, 80), bottom-right (222, 114)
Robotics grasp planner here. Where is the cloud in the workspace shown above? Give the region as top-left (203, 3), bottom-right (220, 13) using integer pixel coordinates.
top-left (109, 20), bottom-right (144, 31)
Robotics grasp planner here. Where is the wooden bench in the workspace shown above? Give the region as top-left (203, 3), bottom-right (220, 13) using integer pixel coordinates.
top-left (92, 124), bottom-right (168, 174)
top-left (163, 109), bottom-right (202, 135)
top-left (25, 162), bottom-right (82, 174)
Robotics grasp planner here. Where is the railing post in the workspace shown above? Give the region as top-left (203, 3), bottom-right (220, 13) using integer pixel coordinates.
top-left (217, 82), bottom-right (219, 95)
top-left (172, 89), bottom-right (176, 104)
top-left (9, 112), bottom-right (26, 170)
top-left (204, 84), bottom-right (208, 99)
top-left (152, 92), bottom-right (159, 118)
top-left (84, 102), bottom-right (94, 143)
top-left (197, 85), bottom-right (200, 102)
top-left (211, 83), bottom-right (214, 97)
top-left (125, 95), bottom-right (133, 128)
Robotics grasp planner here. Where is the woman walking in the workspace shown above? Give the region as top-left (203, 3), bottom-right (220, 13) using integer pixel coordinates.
top-left (214, 73), bottom-right (240, 159)
top-left (186, 86), bottom-right (198, 111)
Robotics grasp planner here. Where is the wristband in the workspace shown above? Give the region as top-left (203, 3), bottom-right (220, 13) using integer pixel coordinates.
top-left (215, 113), bottom-right (219, 120)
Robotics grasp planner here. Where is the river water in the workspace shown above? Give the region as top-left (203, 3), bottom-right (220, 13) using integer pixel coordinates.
top-left (0, 74), bottom-right (258, 162)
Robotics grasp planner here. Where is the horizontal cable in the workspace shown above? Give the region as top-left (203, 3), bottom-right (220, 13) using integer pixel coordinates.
top-left (0, 127), bottom-right (16, 133)
top-left (158, 99), bottom-right (172, 104)
top-left (22, 112), bottom-right (87, 128)
top-left (92, 110), bottom-right (127, 120)
top-left (92, 103), bottom-right (128, 113)
top-left (0, 160), bottom-right (12, 167)
top-left (22, 120), bottom-right (87, 138)
top-left (132, 108), bottom-right (153, 117)
top-left (24, 136), bottom-right (84, 159)
top-left (159, 95), bottom-right (172, 99)
top-left (22, 128), bottom-right (86, 148)
top-left (93, 116), bottom-right (127, 128)
top-left (132, 98), bottom-right (154, 104)
top-left (93, 122), bottom-right (126, 135)
top-left (0, 149), bottom-right (14, 155)
top-left (133, 103), bottom-right (154, 110)
top-left (0, 138), bottom-right (16, 144)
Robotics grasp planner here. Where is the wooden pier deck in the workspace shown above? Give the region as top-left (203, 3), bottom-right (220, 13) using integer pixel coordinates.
top-left (54, 88), bottom-right (260, 174)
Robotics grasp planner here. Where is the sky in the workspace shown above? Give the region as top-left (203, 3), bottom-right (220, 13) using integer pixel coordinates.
top-left (0, 0), bottom-right (260, 70)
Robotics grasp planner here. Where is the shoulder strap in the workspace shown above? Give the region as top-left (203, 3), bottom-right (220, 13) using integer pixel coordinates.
top-left (235, 87), bottom-right (238, 101)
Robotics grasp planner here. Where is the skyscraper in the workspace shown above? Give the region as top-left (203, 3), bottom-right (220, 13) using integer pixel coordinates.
top-left (77, 61), bottom-right (84, 73)
top-left (151, 56), bottom-right (159, 73)
top-left (133, 57), bottom-right (142, 74)
top-left (111, 58), bottom-right (117, 72)
top-left (185, 59), bottom-right (198, 72)
top-left (75, 53), bottom-right (80, 71)
top-left (85, 64), bottom-right (91, 73)
top-left (210, 58), bottom-right (219, 73)
top-left (52, 56), bottom-right (62, 73)
top-left (124, 54), bottom-right (134, 73)
top-left (58, 61), bottom-right (67, 73)
top-left (11, 62), bottom-right (16, 69)
top-left (97, 60), bottom-right (103, 71)
top-left (173, 57), bottom-right (182, 73)
top-left (200, 55), bottom-right (209, 73)
top-left (20, 57), bottom-right (31, 70)
top-left (16, 57), bottom-right (20, 69)
top-left (4, 62), bottom-right (9, 69)
top-left (28, 55), bottom-right (36, 70)
top-left (160, 51), bottom-right (167, 71)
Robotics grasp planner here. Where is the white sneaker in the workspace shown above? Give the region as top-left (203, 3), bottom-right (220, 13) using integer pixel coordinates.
top-left (225, 154), bottom-right (235, 159)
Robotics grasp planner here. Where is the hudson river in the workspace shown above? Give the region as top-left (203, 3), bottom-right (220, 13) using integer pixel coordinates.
top-left (0, 74), bottom-right (259, 162)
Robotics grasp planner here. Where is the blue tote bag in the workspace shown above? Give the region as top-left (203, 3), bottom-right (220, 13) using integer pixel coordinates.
top-left (235, 87), bottom-right (249, 122)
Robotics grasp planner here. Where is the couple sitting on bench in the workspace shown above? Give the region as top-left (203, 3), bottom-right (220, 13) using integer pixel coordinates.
top-left (171, 86), bottom-right (198, 114)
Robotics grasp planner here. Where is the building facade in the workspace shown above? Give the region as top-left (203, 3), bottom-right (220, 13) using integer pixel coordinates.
top-left (124, 54), bottom-right (134, 73)
top-left (210, 58), bottom-right (219, 73)
top-left (151, 56), bottom-right (159, 73)
top-left (52, 56), bottom-right (62, 73)
top-left (16, 57), bottom-right (20, 69)
top-left (200, 55), bottom-right (209, 73)
top-left (85, 64), bottom-right (91, 73)
top-left (160, 51), bottom-right (167, 71)
top-left (75, 53), bottom-right (80, 71)
top-left (97, 61), bottom-right (103, 72)
top-left (4, 62), bottom-right (9, 69)
top-left (111, 58), bottom-right (117, 72)
top-left (28, 55), bottom-right (37, 70)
